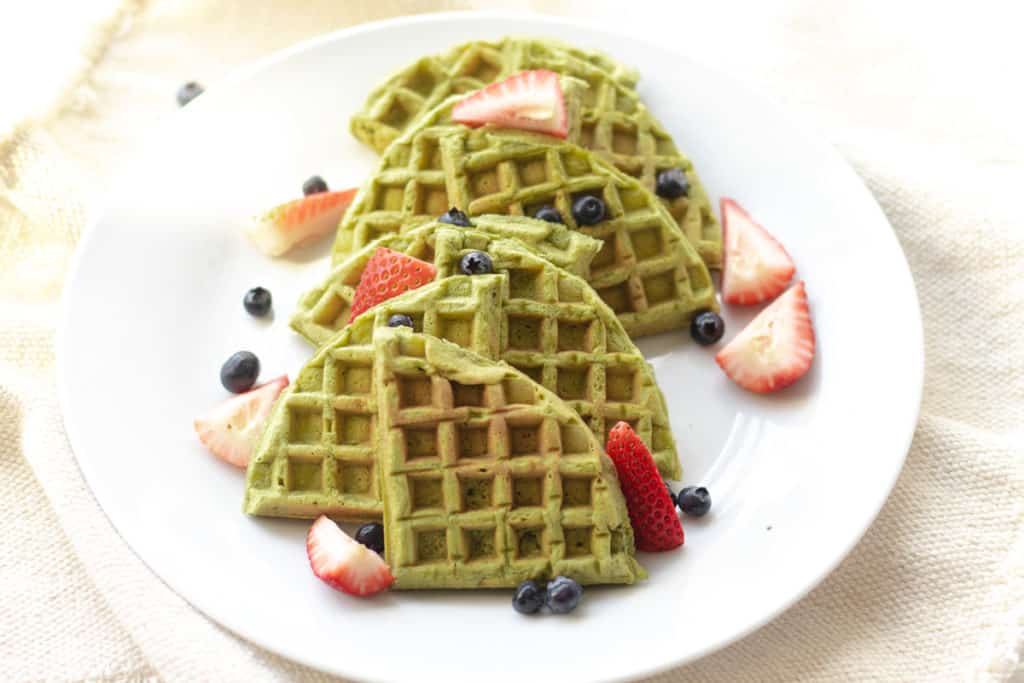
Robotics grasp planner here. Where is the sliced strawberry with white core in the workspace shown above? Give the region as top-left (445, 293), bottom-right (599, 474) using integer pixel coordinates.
top-left (452, 70), bottom-right (568, 138)
top-left (715, 281), bottom-right (815, 393)
top-left (247, 188), bottom-right (356, 257)
top-left (194, 375), bottom-right (289, 467)
top-left (720, 198), bottom-right (796, 305)
top-left (307, 515), bottom-right (395, 597)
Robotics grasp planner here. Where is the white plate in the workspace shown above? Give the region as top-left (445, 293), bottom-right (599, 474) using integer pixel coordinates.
top-left (58, 12), bottom-right (923, 683)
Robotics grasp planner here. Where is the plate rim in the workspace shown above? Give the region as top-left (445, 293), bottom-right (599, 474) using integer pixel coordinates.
top-left (56, 10), bottom-right (925, 682)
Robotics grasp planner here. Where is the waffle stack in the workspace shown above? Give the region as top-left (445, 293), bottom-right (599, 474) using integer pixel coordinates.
top-left (242, 37), bottom-right (724, 588)
top-left (350, 37), bottom-right (720, 267)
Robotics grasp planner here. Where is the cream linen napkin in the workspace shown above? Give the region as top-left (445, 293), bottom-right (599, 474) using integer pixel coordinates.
top-left (1, 1), bottom-right (1021, 681)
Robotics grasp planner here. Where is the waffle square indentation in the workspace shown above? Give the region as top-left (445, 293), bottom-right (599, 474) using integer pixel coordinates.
top-left (456, 423), bottom-right (488, 460)
top-left (289, 405), bottom-right (323, 444)
top-left (564, 526), bottom-right (594, 558)
top-left (460, 476), bottom-right (494, 511)
top-left (508, 315), bottom-right (542, 351)
top-left (515, 526), bottom-right (546, 559)
top-left (629, 226), bottom-right (663, 261)
top-left (512, 476), bottom-right (544, 508)
top-left (556, 366), bottom-right (588, 401)
top-left (403, 425), bottom-right (438, 461)
top-left (398, 375), bottom-right (432, 408)
top-left (557, 320), bottom-right (591, 352)
top-left (339, 462), bottom-right (372, 494)
top-left (605, 367), bottom-right (636, 402)
top-left (335, 411), bottom-right (371, 445)
top-left (288, 459), bottom-right (322, 492)
top-left (562, 477), bottom-right (594, 508)
top-left (643, 272), bottom-right (677, 306)
top-left (463, 527), bottom-right (497, 561)
top-left (409, 476), bottom-right (444, 511)
top-left (451, 382), bottom-right (484, 408)
top-left (414, 529), bottom-right (448, 563)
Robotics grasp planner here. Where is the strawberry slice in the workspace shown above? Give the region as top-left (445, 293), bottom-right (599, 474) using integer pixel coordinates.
top-left (720, 198), bottom-right (796, 305)
top-left (605, 422), bottom-right (684, 552)
top-left (194, 375), bottom-right (289, 468)
top-left (451, 70), bottom-right (568, 138)
top-left (716, 281), bottom-right (815, 393)
top-left (247, 188), bottom-right (356, 257)
top-left (307, 515), bottom-right (395, 597)
top-left (347, 247), bottom-right (436, 322)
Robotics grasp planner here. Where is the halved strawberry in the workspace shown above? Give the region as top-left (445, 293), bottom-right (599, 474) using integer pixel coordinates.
top-left (451, 70), bottom-right (568, 138)
top-left (307, 515), bottom-right (395, 597)
top-left (720, 198), bottom-right (796, 305)
top-left (605, 422), bottom-right (684, 552)
top-left (247, 188), bottom-right (356, 257)
top-left (347, 247), bottom-right (436, 322)
top-left (716, 281), bottom-right (815, 393)
top-left (194, 375), bottom-right (289, 468)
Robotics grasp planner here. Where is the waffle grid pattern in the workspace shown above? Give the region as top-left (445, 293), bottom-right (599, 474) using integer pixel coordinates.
top-left (376, 329), bottom-right (642, 588)
top-left (334, 126), bottom-right (716, 337)
top-left (291, 218), bottom-right (601, 346)
top-left (244, 343), bottom-right (383, 521)
top-left (350, 37), bottom-right (638, 154)
top-left (349, 38), bottom-right (720, 267)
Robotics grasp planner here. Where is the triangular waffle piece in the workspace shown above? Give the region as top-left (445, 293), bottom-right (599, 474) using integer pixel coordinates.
top-left (291, 216), bottom-right (601, 346)
top-left (374, 326), bottom-right (645, 588)
top-left (245, 266), bottom-right (680, 522)
top-left (332, 120), bottom-right (716, 337)
top-left (350, 37), bottom-right (720, 267)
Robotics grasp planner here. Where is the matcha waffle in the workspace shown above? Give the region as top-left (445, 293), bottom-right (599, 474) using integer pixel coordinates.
top-left (332, 121), bottom-right (717, 337)
top-left (350, 38), bottom-right (720, 267)
top-left (374, 326), bottom-right (645, 588)
top-left (245, 267), bottom-right (679, 521)
top-left (350, 37), bottom-right (637, 153)
top-left (291, 216), bottom-right (602, 347)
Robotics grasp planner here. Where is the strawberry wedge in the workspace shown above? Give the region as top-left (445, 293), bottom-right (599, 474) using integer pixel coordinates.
top-left (247, 188), bottom-right (356, 257)
top-left (347, 247), bottom-right (436, 322)
top-left (452, 70), bottom-right (568, 138)
top-left (720, 198), bottom-right (795, 305)
top-left (307, 516), bottom-right (394, 597)
top-left (194, 375), bottom-right (289, 467)
top-left (716, 282), bottom-right (815, 393)
top-left (605, 422), bottom-right (684, 552)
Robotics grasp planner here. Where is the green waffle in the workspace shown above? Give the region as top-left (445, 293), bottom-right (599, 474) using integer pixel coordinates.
top-left (350, 37), bottom-right (637, 153)
top-left (245, 265), bottom-right (680, 521)
top-left (291, 215), bottom-right (601, 346)
top-left (375, 326), bottom-right (645, 589)
top-left (349, 37), bottom-right (720, 267)
top-left (332, 116), bottom-right (716, 337)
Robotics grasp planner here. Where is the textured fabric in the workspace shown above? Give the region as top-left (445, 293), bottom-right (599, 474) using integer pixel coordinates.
top-left (1, 1), bottom-right (1021, 682)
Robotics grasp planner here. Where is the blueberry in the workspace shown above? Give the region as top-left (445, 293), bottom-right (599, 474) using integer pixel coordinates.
top-left (533, 206), bottom-right (563, 224)
top-left (666, 483), bottom-right (677, 508)
top-left (571, 196), bottom-right (606, 226)
top-left (459, 251), bottom-right (493, 275)
top-left (302, 175), bottom-right (329, 196)
top-left (545, 575), bottom-right (583, 614)
top-left (355, 522), bottom-right (385, 554)
top-left (387, 313), bottom-right (414, 328)
top-left (690, 310), bottom-right (724, 345)
top-left (512, 580), bottom-right (546, 615)
top-left (678, 486), bottom-right (712, 517)
top-left (655, 168), bottom-right (690, 199)
top-left (220, 351), bottom-right (260, 393)
top-left (176, 81), bottom-right (204, 107)
top-left (438, 208), bottom-right (473, 227)
top-left (243, 287), bottom-right (272, 317)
